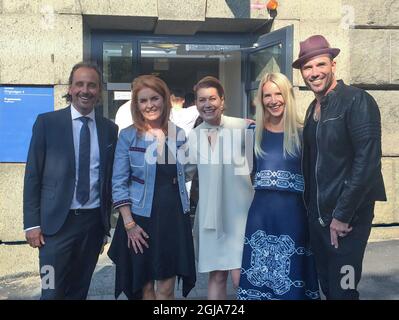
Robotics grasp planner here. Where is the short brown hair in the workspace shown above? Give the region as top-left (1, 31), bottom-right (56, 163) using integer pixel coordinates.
top-left (131, 75), bottom-right (171, 134)
top-left (193, 76), bottom-right (225, 99)
top-left (64, 61), bottom-right (102, 102)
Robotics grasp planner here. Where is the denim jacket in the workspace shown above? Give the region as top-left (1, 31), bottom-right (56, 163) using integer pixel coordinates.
top-left (112, 124), bottom-right (190, 217)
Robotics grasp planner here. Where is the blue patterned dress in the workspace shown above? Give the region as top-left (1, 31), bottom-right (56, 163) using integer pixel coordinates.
top-left (237, 130), bottom-right (320, 300)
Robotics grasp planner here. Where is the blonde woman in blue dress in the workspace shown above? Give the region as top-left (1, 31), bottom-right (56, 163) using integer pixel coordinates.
top-left (237, 73), bottom-right (320, 300)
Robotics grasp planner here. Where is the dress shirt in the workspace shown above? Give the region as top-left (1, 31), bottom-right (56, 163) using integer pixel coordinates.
top-left (70, 105), bottom-right (100, 209)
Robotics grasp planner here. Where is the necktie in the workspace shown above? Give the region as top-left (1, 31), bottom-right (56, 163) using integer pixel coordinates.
top-left (76, 117), bottom-right (90, 205)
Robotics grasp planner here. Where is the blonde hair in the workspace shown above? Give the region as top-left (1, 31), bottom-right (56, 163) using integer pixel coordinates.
top-left (254, 72), bottom-right (302, 158)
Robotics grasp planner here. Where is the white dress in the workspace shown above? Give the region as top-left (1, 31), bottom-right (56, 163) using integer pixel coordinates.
top-left (187, 115), bottom-right (254, 273)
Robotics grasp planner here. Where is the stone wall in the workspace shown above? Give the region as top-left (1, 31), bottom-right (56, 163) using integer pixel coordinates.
top-left (350, 30), bottom-right (398, 85)
top-left (344, 1), bottom-right (398, 228)
top-left (0, 164), bottom-right (25, 242)
top-left (0, 10), bottom-right (83, 85)
top-left (156, 0), bottom-right (206, 34)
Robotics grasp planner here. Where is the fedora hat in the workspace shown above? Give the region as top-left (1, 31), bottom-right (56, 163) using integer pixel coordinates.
top-left (292, 35), bottom-right (340, 69)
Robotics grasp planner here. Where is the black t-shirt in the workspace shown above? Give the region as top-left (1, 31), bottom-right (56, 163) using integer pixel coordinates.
top-left (304, 112), bottom-right (319, 218)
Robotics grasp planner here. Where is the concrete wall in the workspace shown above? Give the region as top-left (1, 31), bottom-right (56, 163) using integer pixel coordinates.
top-left (0, 164), bottom-right (25, 241)
top-left (350, 29), bottom-right (398, 85)
top-left (156, 0), bottom-right (206, 34)
top-left (0, 11), bottom-right (83, 85)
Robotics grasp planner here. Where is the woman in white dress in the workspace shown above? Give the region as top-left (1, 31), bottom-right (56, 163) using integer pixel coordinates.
top-left (186, 76), bottom-right (254, 299)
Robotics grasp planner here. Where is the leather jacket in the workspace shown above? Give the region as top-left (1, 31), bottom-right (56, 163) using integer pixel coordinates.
top-left (302, 80), bottom-right (386, 226)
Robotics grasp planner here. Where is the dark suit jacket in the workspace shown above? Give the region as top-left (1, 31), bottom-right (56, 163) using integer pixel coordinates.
top-left (23, 106), bottom-right (118, 236)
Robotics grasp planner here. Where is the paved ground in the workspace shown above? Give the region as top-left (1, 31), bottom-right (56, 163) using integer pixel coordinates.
top-left (1, 239), bottom-right (398, 300)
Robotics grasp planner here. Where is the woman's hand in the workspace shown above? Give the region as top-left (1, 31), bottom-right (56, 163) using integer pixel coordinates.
top-left (126, 224), bottom-right (149, 254)
top-left (118, 205), bottom-right (149, 254)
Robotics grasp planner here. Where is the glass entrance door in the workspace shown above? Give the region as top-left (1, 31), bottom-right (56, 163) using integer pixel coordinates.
top-left (92, 33), bottom-right (256, 123)
top-left (101, 42), bottom-right (135, 122)
top-left (139, 42), bottom-right (244, 117)
top-left (245, 26), bottom-right (293, 118)
top-left (140, 43), bottom-right (222, 95)
top-left (91, 28), bottom-right (293, 122)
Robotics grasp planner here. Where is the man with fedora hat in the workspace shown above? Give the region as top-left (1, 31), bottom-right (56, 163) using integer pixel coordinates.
top-left (293, 35), bottom-right (386, 299)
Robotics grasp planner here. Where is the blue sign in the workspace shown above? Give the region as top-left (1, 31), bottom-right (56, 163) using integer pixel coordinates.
top-left (0, 86), bottom-right (54, 162)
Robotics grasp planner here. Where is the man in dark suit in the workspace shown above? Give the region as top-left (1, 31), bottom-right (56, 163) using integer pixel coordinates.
top-left (23, 62), bottom-right (118, 299)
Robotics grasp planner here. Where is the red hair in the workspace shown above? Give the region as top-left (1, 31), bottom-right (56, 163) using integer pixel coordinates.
top-left (130, 75), bottom-right (172, 134)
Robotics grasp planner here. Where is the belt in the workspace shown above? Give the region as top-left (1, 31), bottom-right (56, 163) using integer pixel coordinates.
top-left (70, 208), bottom-right (100, 215)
